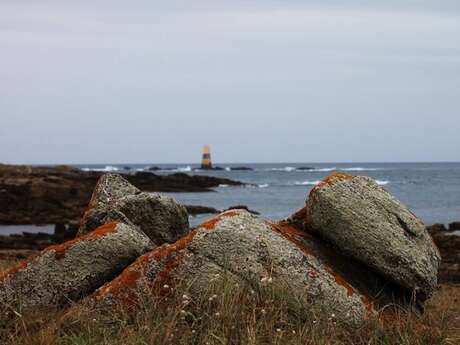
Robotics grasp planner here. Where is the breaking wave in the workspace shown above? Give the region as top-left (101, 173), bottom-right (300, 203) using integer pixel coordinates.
top-left (294, 180), bottom-right (322, 186)
top-left (265, 166), bottom-right (297, 172)
top-left (263, 166), bottom-right (384, 173)
top-left (82, 165), bottom-right (119, 172)
top-left (176, 166), bottom-right (192, 172)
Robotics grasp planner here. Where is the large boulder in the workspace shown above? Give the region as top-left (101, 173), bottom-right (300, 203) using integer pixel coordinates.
top-left (305, 172), bottom-right (441, 300)
top-left (92, 210), bottom-right (393, 326)
top-left (0, 222), bottom-right (152, 307)
top-left (78, 174), bottom-right (189, 245)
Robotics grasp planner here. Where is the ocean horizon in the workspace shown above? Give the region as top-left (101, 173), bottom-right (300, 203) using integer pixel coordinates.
top-left (72, 162), bottom-right (460, 227)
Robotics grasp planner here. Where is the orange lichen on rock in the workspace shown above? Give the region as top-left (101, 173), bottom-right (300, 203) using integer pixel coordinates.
top-left (272, 221), bottom-right (360, 300)
top-left (271, 222), bottom-right (315, 257)
top-left (0, 255), bottom-right (37, 282)
top-left (290, 207), bottom-right (307, 223)
top-left (94, 249), bottom-right (154, 303)
top-left (309, 172), bottom-right (353, 197)
top-left (199, 210), bottom-right (240, 230)
top-left (324, 266), bottom-right (355, 297)
top-left (96, 211), bottom-right (241, 302)
top-left (45, 222), bottom-right (119, 260)
top-left (0, 223), bottom-right (119, 281)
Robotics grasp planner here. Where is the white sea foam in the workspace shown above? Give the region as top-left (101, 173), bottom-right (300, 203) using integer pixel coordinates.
top-left (294, 180), bottom-right (322, 186)
top-left (218, 184), bottom-right (229, 188)
top-left (309, 167), bottom-right (337, 172)
top-left (340, 167), bottom-right (383, 171)
top-left (82, 165), bottom-right (119, 172)
top-left (225, 167), bottom-right (231, 171)
top-left (258, 184), bottom-right (269, 188)
top-left (376, 180), bottom-right (389, 185)
top-left (176, 166), bottom-right (192, 172)
top-left (266, 166), bottom-right (298, 172)
top-left (263, 166), bottom-right (384, 173)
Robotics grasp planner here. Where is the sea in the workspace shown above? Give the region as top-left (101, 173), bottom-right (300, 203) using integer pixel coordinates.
top-left (77, 162), bottom-right (460, 228)
top-left (1, 162), bottom-right (459, 235)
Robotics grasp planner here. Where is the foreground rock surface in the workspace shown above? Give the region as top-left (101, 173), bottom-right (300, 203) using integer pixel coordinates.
top-left (92, 210), bottom-right (422, 325)
top-left (78, 174), bottom-right (189, 245)
top-left (0, 222), bottom-right (152, 307)
top-left (305, 173), bottom-right (441, 299)
top-left (0, 164), bottom-right (244, 225)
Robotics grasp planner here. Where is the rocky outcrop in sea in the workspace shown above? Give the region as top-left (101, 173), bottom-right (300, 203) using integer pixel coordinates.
top-left (0, 164), bottom-right (244, 225)
top-left (0, 172), bottom-right (444, 326)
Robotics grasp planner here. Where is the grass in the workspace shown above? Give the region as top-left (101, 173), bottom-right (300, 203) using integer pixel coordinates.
top-left (1, 259), bottom-right (459, 345)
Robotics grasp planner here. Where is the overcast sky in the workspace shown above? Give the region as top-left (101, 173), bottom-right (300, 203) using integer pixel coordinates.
top-left (1, 1), bottom-right (459, 164)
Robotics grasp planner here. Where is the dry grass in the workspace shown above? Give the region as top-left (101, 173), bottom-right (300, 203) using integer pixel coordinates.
top-left (0, 259), bottom-right (459, 345)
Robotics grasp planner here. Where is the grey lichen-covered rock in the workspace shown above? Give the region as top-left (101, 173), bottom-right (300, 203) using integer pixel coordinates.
top-left (305, 172), bottom-right (441, 300)
top-left (0, 222), bottom-right (152, 308)
top-left (86, 173), bottom-right (141, 206)
top-left (79, 174), bottom-right (189, 246)
top-left (93, 210), bottom-right (375, 326)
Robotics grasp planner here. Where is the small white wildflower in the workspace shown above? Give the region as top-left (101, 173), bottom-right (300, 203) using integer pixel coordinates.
top-left (292, 330), bottom-right (296, 334)
top-left (92, 318), bottom-right (97, 322)
top-left (215, 312), bottom-right (220, 317)
top-left (192, 330), bottom-right (196, 334)
top-left (163, 284), bottom-right (169, 289)
top-left (250, 289), bottom-right (255, 295)
top-left (260, 277), bottom-right (268, 283)
top-left (267, 277), bottom-right (273, 283)
top-left (261, 309), bottom-right (266, 315)
top-left (180, 310), bottom-right (187, 315)
top-left (313, 320), bottom-right (317, 324)
top-left (276, 328), bottom-right (282, 333)
top-left (182, 294), bottom-right (189, 300)
top-left (331, 313), bottom-right (335, 318)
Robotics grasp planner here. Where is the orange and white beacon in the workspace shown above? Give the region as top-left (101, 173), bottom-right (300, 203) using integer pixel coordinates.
top-left (201, 145), bottom-right (213, 169)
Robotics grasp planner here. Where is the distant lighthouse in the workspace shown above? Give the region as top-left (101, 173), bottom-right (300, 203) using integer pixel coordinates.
top-left (201, 145), bottom-right (213, 169)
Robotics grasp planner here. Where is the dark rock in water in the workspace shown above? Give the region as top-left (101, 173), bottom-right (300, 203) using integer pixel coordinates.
top-left (426, 223), bottom-right (448, 233)
top-left (0, 164), bottom-right (244, 225)
top-left (53, 223), bottom-right (79, 242)
top-left (123, 166), bottom-right (132, 171)
top-left (224, 205), bottom-right (260, 215)
top-left (448, 222), bottom-right (460, 231)
top-left (0, 232), bottom-right (55, 250)
top-left (296, 166), bottom-right (315, 171)
top-left (185, 205), bottom-right (220, 215)
top-left (305, 172), bottom-right (441, 300)
top-left (147, 166), bottom-right (161, 171)
top-left (229, 167), bottom-right (253, 171)
top-left (0, 222), bottom-right (152, 308)
top-left (427, 226), bottom-right (460, 284)
top-left (78, 174), bottom-right (189, 246)
top-left (197, 166), bottom-right (224, 171)
top-left (0, 223), bottom-right (78, 250)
